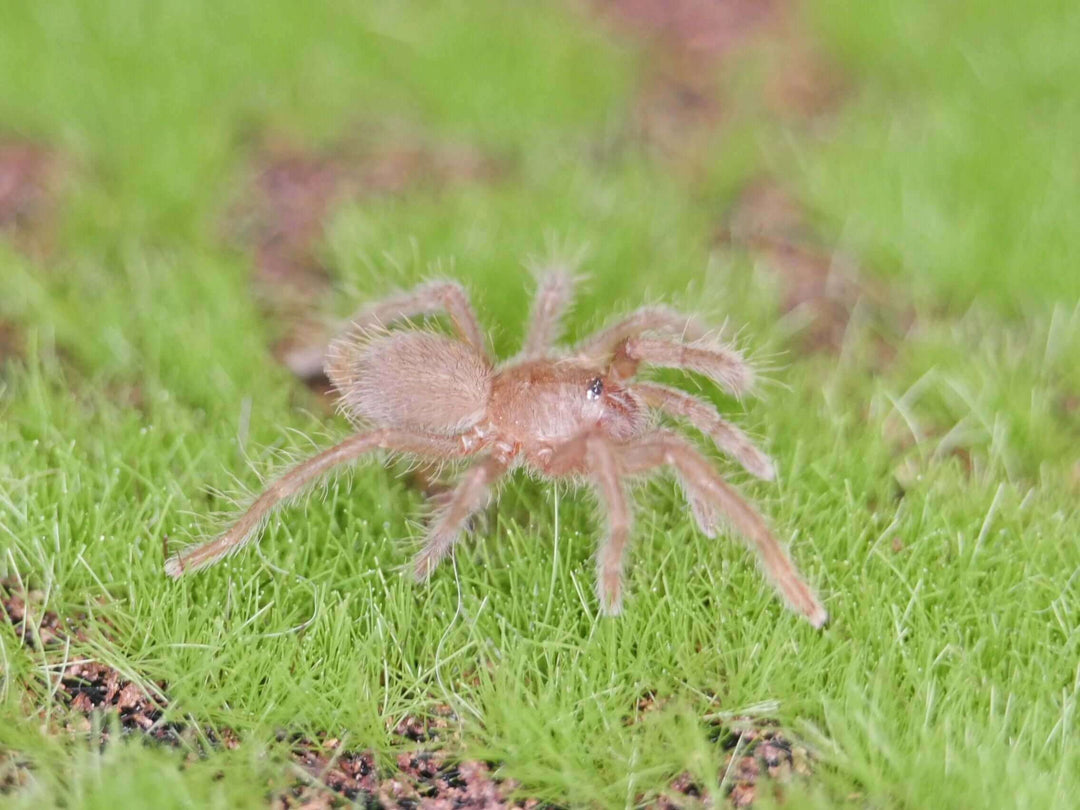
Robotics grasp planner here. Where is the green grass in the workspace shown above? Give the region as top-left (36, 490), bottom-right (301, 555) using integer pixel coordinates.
top-left (1, 0), bottom-right (1078, 807)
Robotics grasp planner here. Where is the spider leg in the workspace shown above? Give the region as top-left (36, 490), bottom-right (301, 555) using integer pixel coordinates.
top-left (165, 429), bottom-right (476, 578)
top-left (342, 279), bottom-right (490, 358)
top-left (413, 456), bottom-right (508, 581)
top-left (547, 434), bottom-right (633, 616)
top-left (573, 306), bottom-right (706, 362)
top-left (610, 336), bottom-right (754, 397)
top-left (633, 382), bottom-right (775, 480)
top-left (618, 430), bottom-right (827, 628)
top-left (588, 437), bottom-right (632, 616)
top-left (520, 269), bottom-right (578, 357)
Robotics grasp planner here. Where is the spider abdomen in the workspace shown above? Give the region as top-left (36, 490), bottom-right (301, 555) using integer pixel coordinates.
top-left (332, 331), bottom-right (493, 434)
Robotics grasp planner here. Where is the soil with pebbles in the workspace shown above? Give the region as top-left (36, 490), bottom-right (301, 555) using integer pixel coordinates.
top-left (3, 580), bottom-right (813, 807)
top-left (1, 579), bottom-right (543, 808)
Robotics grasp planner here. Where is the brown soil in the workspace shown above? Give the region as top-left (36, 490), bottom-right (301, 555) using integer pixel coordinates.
top-left (0, 319), bottom-right (22, 364)
top-left (651, 716), bottom-right (813, 808)
top-left (0, 579), bottom-right (188, 746)
top-left (722, 178), bottom-right (910, 355)
top-left (280, 711), bottom-right (544, 808)
top-left (627, 689), bottom-right (814, 808)
top-left (0, 139), bottom-right (63, 255)
top-left (0, 752), bottom-right (32, 794)
top-left (595, 0), bottom-right (845, 153)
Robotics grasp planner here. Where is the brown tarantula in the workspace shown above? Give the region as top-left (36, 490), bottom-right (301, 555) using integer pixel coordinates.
top-left (165, 273), bottom-right (827, 627)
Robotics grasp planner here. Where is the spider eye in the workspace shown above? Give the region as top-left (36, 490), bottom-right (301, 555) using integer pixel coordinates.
top-left (586, 377), bottom-right (604, 400)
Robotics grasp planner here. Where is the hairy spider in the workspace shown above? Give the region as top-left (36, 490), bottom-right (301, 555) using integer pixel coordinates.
top-left (165, 274), bottom-right (828, 627)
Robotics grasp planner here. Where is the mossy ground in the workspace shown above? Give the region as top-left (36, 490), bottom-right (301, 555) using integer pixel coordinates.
top-left (1, 1), bottom-right (1077, 807)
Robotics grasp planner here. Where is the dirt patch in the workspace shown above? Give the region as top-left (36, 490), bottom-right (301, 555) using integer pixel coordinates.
top-left (1, 579), bottom-right (547, 807)
top-left (2, 580), bottom-right (90, 650)
top-left (600, 0), bottom-right (774, 149)
top-left (230, 135), bottom-right (503, 391)
top-left (278, 708), bottom-right (549, 809)
top-left (0, 319), bottom-right (23, 365)
top-left (4, 583), bottom-right (814, 808)
top-left (762, 26), bottom-right (847, 122)
top-left (626, 689), bottom-right (816, 808)
top-left (721, 178), bottom-right (909, 355)
top-left (595, 0), bottom-right (845, 153)
top-left (593, 2), bottom-right (863, 359)
top-left (0, 139), bottom-right (63, 255)
top-left (0, 579), bottom-right (194, 746)
top-left (282, 734), bottom-right (545, 809)
top-left (651, 716), bottom-right (813, 808)
top-left (597, 0), bottom-right (778, 58)
top-left (0, 752), bottom-right (32, 794)
top-left (282, 736), bottom-right (379, 805)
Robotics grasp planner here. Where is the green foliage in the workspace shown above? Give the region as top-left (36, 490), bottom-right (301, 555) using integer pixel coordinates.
top-left (1, 0), bottom-right (1077, 807)
top-left (800, 0), bottom-right (1080, 306)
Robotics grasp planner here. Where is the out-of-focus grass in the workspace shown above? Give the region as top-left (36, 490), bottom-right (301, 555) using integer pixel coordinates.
top-left (0, 0), bottom-right (632, 243)
top-left (798, 0), bottom-right (1080, 307)
top-left (1, 0), bottom-right (1078, 808)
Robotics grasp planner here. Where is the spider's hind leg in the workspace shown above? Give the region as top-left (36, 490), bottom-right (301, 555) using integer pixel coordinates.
top-left (521, 269), bottom-right (579, 358)
top-left (164, 429), bottom-right (476, 578)
top-left (345, 279), bottom-right (490, 357)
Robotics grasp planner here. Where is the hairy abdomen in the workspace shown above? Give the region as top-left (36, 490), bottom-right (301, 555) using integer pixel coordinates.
top-left (328, 331), bottom-right (492, 434)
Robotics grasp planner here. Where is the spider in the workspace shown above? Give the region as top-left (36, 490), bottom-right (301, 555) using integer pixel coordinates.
top-left (165, 273), bottom-right (828, 627)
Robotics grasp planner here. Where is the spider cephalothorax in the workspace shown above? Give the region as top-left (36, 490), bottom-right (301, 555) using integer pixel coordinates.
top-left (166, 273), bottom-right (827, 627)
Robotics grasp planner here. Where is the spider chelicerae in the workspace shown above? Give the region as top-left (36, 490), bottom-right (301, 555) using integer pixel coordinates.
top-left (166, 272), bottom-right (827, 627)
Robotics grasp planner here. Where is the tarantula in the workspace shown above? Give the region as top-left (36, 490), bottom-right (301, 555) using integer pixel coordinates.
top-left (165, 273), bottom-right (827, 627)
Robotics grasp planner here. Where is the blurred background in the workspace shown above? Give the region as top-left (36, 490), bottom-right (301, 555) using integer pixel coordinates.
top-left (3, 0), bottom-right (1077, 365)
top-left (1, 1), bottom-right (1078, 807)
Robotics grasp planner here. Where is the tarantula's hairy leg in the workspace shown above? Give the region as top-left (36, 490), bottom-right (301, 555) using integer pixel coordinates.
top-left (573, 306), bottom-right (706, 361)
top-left (618, 431), bottom-right (828, 628)
top-left (165, 430), bottom-right (476, 578)
top-left (521, 270), bottom-right (578, 357)
top-left (633, 382), bottom-right (775, 480)
top-left (589, 438), bottom-right (633, 616)
top-left (611, 337), bottom-right (754, 396)
top-left (344, 280), bottom-right (489, 358)
top-left (413, 456), bottom-right (508, 581)
top-left (547, 434), bottom-right (633, 615)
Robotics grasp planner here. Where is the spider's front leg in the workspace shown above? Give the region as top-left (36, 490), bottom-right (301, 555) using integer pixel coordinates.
top-left (633, 382), bottom-right (775, 480)
top-left (617, 430), bottom-right (828, 628)
top-left (611, 336), bottom-right (754, 397)
top-left (574, 306), bottom-right (706, 362)
top-left (547, 434), bottom-right (633, 615)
